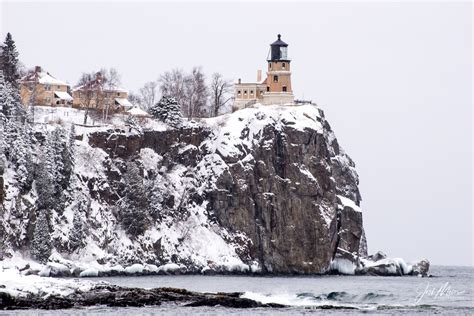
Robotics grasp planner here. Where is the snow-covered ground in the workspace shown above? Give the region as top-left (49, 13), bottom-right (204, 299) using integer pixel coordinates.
top-left (0, 267), bottom-right (102, 298)
top-left (29, 105), bottom-right (167, 135)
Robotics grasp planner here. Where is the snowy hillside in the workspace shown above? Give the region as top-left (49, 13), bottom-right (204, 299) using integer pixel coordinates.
top-left (0, 103), bottom-right (366, 276)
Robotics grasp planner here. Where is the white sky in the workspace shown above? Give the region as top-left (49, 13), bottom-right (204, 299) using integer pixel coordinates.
top-left (1, 1), bottom-right (472, 266)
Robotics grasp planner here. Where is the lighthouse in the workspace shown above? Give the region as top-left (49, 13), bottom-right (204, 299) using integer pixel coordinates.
top-left (267, 34), bottom-right (292, 93)
top-left (234, 34), bottom-right (295, 109)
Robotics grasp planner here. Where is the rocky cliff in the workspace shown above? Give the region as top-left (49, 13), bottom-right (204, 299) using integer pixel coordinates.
top-left (0, 104), bottom-right (367, 274)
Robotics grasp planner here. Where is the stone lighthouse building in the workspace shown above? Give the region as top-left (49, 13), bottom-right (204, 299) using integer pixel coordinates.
top-left (234, 34), bottom-right (295, 108)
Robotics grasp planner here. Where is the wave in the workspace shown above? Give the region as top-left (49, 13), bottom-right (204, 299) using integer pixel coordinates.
top-left (239, 291), bottom-right (446, 311)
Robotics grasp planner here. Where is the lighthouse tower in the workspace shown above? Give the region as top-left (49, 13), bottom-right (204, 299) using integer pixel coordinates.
top-left (233, 34), bottom-right (295, 108)
top-left (263, 34), bottom-right (294, 105)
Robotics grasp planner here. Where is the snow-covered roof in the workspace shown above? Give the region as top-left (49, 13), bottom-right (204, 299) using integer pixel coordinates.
top-left (115, 98), bottom-right (133, 108)
top-left (73, 85), bottom-right (128, 93)
top-left (73, 72), bottom-right (128, 94)
top-left (20, 67), bottom-right (69, 86)
top-left (126, 107), bottom-right (151, 117)
top-left (54, 91), bottom-right (73, 101)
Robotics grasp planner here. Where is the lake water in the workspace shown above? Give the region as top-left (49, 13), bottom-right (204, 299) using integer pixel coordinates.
top-left (1, 266), bottom-right (472, 315)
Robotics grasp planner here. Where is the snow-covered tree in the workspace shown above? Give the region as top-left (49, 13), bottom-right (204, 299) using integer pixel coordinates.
top-left (1, 33), bottom-right (20, 87)
top-left (11, 124), bottom-right (34, 193)
top-left (158, 67), bottom-right (209, 119)
top-left (149, 96), bottom-right (183, 128)
top-left (31, 209), bottom-right (52, 263)
top-left (125, 115), bottom-right (143, 134)
top-left (35, 142), bottom-right (56, 211)
top-left (0, 71), bottom-right (26, 122)
top-left (7, 80), bottom-right (27, 122)
top-left (66, 124), bottom-right (76, 179)
top-left (69, 201), bottom-right (85, 251)
top-left (57, 126), bottom-right (75, 190)
top-left (0, 71), bottom-right (7, 116)
top-left (158, 69), bottom-right (187, 109)
top-left (119, 162), bottom-right (149, 237)
top-left (51, 128), bottom-right (66, 189)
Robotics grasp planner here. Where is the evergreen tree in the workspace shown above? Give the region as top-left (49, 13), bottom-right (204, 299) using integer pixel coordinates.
top-left (148, 96), bottom-right (183, 128)
top-left (11, 124), bottom-right (34, 193)
top-left (69, 201), bottom-right (85, 251)
top-left (64, 124), bottom-right (76, 187)
top-left (0, 70), bottom-right (26, 122)
top-left (0, 71), bottom-right (7, 116)
top-left (119, 162), bottom-right (149, 237)
top-left (31, 209), bottom-right (52, 263)
top-left (35, 142), bottom-right (55, 211)
top-left (1, 33), bottom-right (20, 87)
top-left (51, 126), bottom-right (74, 190)
top-left (7, 80), bottom-right (27, 121)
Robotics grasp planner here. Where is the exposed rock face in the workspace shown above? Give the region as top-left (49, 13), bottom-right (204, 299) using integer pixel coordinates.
top-left (84, 104), bottom-right (365, 273)
top-left (0, 104), bottom-right (366, 274)
top-left (0, 285), bottom-right (285, 310)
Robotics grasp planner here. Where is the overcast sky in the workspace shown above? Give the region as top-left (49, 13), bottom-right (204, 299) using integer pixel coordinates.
top-left (1, 1), bottom-right (472, 266)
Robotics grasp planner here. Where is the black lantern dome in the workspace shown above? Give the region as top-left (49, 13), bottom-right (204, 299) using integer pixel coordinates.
top-left (268, 34), bottom-right (289, 62)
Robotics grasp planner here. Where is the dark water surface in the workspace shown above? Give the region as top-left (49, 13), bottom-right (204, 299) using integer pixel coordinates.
top-left (1, 266), bottom-right (472, 315)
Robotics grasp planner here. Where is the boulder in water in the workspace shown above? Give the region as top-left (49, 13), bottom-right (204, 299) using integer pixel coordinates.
top-left (409, 259), bottom-right (430, 277)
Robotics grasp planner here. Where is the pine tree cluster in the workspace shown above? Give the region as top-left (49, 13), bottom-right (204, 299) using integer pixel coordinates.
top-left (0, 33), bottom-right (80, 263)
top-left (148, 96), bottom-right (183, 127)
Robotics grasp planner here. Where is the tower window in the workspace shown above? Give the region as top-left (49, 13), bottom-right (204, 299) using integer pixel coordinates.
top-left (273, 75), bottom-right (278, 83)
top-left (282, 62), bottom-right (286, 69)
top-left (266, 86), bottom-right (270, 92)
top-left (244, 90), bottom-right (247, 95)
top-left (282, 86), bottom-right (287, 92)
top-left (269, 62), bottom-right (272, 69)
top-left (250, 90), bottom-right (254, 95)
top-left (237, 90), bottom-right (241, 95)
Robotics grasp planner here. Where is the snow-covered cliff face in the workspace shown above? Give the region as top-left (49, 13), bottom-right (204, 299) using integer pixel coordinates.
top-left (0, 104), bottom-right (367, 274)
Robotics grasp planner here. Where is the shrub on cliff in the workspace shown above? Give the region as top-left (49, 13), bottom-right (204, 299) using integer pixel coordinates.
top-left (148, 96), bottom-right (183, 127)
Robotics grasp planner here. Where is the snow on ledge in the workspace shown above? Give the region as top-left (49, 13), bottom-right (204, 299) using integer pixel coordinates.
top-left (337, 195), bottom-right (362, 213)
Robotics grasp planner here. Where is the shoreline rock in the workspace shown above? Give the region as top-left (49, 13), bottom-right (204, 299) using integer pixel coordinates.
top-left (0, 284), bottom-right (286, 310)
top-left (330, 249), bottom-right (431, 277)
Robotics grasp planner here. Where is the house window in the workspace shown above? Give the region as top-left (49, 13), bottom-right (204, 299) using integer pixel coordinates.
top-left (45, 97), bottom-right (51, 103)
top-left (282, 62), bottom-right (286, 69)
top-left (282, 86), bottom-right (287, 92)
top-left (45, 84), bottom-right (51, 91)
top-left (266, 86), bottom-right (270, 92)
top-left (57, 85), bottom-right (61, 89)
top-left (273, 75), bottom-right (278, 83)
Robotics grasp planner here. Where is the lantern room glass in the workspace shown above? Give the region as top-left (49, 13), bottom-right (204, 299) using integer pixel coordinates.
top-left (280, 47), bottom-right (288, 60)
